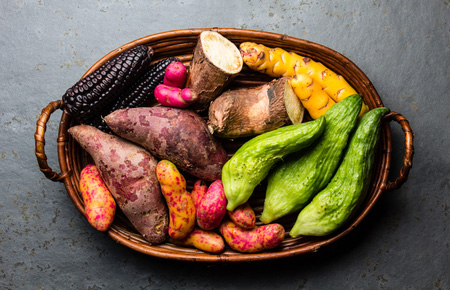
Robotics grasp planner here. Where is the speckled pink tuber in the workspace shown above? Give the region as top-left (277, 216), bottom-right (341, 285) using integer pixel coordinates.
top-left (156, 160), bottom-right (196, 240)
top-left (219, 220), bottom-right (285, 253)
top-left (196, 180), bottom-right (227, 231)
top-left (169, 227), bottom-right (225, 254)
top-left (79, 164), bottom-right (116, 232)
top-left (227, 202), bottom-right (256, 230)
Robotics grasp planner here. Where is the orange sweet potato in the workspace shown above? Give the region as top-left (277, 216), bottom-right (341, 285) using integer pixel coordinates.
top-left (156, 160), bottom-right (196, 240)
top-left (170, 227), bottom-right (225, 254)
top-left (219, 220), bottom-right (285, 253)
top-left (79, 164), bottom-right (116, 232)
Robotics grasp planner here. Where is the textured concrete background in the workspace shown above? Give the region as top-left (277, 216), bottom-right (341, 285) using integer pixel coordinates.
top-left (1, 0), bottom-right (449, 289)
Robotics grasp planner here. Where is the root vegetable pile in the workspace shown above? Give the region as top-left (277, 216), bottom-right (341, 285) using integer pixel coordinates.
top-left (62, 31), bottom-right (387, 255)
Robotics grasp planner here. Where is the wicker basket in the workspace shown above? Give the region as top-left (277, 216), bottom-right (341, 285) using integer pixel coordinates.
top-left (34, 28), bottom-right (414, 262)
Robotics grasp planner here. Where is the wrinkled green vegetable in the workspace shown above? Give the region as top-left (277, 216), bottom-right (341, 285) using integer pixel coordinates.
top-left (290, 107), bottom-right (390, 237)
top-left (223, 116), bottom-right (326, 211)
top-left (260, 94), bottom-right (363, 223)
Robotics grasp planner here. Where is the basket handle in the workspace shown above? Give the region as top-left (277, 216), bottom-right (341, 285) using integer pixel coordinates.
top-left (35, 100), bottom-right (71, 182)
top-left (382, 111), bottom-right (414, 191)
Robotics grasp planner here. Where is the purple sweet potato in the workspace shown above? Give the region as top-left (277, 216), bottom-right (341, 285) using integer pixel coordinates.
top-left (68, 124), bottom-right (169, 244)
top-left (104, 107), bottom-right (228, 181)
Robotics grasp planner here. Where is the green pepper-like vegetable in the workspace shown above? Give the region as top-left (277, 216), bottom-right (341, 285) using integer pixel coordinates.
top-left (223, 116), bottom-right (326, 211)
top-left (289, 107), bottom-right (390, 237)
top-left (260, 94), bottom-right (363, 223)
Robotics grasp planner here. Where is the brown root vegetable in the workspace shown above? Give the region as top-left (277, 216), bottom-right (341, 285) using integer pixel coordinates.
top-left (104, 107), bottom-right (228, 181)
top-left (207, 77), bottom-right (304, 138)
top-left (68, 125), bottom-right (169, 244)
top-left (186, 31), bottom-right (243, 112)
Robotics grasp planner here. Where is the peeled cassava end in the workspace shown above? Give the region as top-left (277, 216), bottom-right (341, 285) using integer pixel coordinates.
top-left (284, 79), bottom-right (305, 125)
top-left (201, 31), bottom-right (243, 74)
top-left (186, 31), bottom-right (243, 112)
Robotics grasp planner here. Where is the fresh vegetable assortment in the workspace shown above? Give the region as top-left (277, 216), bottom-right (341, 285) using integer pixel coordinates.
top-left (63, 31), bottom-right (389, 254)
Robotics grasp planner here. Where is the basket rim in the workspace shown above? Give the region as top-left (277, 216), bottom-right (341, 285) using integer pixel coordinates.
top-left (57, 27), bottom-right (392, 262)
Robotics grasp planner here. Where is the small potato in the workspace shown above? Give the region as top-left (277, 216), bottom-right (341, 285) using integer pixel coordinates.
top-left (79, 164), bottom-right (116, 232)
top-left (190, 179), bottom-right (208, 210)
top-left (170, 227), bottom-right (225, 254)
top-left (156, 160), bottom-right (196, 240)
top-left (227, 202), bottom-right (256, 230)
top-left (163, 61), bottom-right (187, 88)
top-left (196, 180), bottom-right (227, 230)
top-left (154, 84), bottom-right (198, 108)
top-left (219, 220), bottom-right (285, 253)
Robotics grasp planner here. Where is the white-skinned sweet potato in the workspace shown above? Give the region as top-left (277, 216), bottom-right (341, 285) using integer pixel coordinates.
top-left (68, 125), bottom-right (169, 244)
top-left (104, 107), bottom-right (228, 181)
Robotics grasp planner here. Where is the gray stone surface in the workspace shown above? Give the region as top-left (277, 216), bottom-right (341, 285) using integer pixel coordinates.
top-left (1, 0), bottom-right (449, 289)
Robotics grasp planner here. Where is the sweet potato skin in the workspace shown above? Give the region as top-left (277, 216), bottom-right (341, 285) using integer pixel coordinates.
top-left (68, 125), bottom-right (168, 244)
top-left (104, 107), bottom-right (228, 181)
top-left (196, 180), bottom-right (227, 230)
top-left (79, 164), bottom-right (116, 232)
top-left (219, 220), bottom-right (285, 253)
top-left (156, 160), bottom-right (196, 239)
top-left (170, 227), bottom-right (225, 254)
